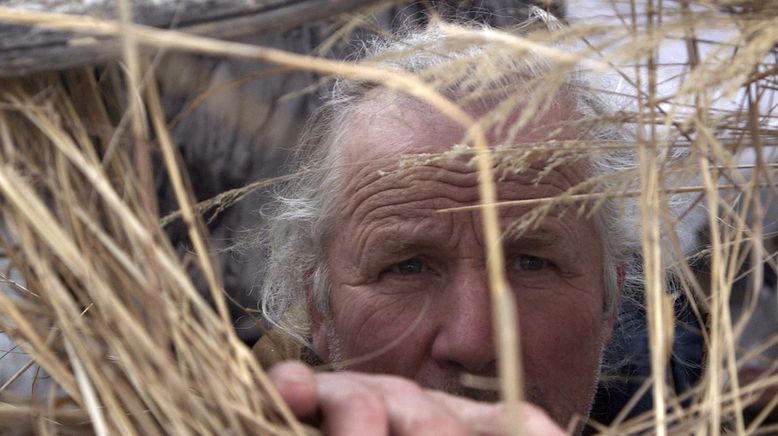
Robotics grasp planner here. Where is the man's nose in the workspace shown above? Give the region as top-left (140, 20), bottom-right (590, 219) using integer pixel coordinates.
top-left (430, 264), bottom-right (497, 375)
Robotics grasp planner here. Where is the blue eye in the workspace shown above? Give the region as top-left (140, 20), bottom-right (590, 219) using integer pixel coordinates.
top-left (514, 255), bottom-right (549, 271)
top-left (392, 258), bottom-right (425, 274)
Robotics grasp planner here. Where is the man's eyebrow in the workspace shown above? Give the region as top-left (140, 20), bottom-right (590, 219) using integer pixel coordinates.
top-left (502, 230), bottom-right (561, 248)
top-left (378, 231), bottom-right (563, 249)
top-left (380, 237), bottom-right (428, 254)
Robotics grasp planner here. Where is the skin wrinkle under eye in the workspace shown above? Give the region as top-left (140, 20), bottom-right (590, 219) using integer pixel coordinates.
top-left (336, 283), bottom-right (426, 346)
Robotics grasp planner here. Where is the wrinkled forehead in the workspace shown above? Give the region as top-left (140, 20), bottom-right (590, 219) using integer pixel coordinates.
top-left (325, 89), bottom-right (593, 227)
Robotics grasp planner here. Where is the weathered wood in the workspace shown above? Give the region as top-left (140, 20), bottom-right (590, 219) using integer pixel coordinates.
top-left (0, 0), bottom-right (384, 77)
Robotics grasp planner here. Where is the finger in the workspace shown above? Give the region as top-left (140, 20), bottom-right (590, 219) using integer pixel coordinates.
top-left (316, 374), bottom-right (389, 436)
top-left (268, 361), bottom-right (318, 418)
top-left (348, 374), bottom-right (468, 436)
top-left (425, 390), bottom-right (505, 436)
top-left (427, 391), bottom-right (565, 436)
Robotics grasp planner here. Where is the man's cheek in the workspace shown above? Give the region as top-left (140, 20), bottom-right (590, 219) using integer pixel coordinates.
top-left (331, 288), bottom-right (432, 358)
top-left (521, 308), bottom-right (606, 419)
top-left (521, 294), bottom-right (604, 358)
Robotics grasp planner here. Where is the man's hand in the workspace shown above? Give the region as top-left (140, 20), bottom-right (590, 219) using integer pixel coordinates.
top-left (268, 361), bottom-right (566, 436)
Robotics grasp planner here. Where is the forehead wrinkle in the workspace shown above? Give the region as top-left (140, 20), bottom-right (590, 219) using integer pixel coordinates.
top-left (497, 162), bottom-right (587, 194)
top-left (351, 200), bottom-right (446, 261)
top-left (335, 142), bottom-right (594, 270)
top-left (352, 217), bottom-right (458, 269)
top-left (377, 228), bottom-right (456, 255)
top-left (469, 208), bottom-right (485, 249)
top-left (341, 166), bottom-right (480, 267)
top-left (338, 146), bottom-right (588, 224)
top-left (341, 165), bottom-right (483, 221)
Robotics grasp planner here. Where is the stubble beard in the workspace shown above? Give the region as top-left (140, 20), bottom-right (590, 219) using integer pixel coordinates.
top-left (323, 321), bottom-right (604, 432)
top-left (324, 321), bottom-right (347, 371)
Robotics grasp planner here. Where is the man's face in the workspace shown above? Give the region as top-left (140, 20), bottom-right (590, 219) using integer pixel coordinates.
top-left (310, 91), bottom-right (612, 426)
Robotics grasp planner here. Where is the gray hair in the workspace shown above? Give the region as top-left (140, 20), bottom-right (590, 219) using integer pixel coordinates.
top-left (258, 22), bottom-right (678, 346)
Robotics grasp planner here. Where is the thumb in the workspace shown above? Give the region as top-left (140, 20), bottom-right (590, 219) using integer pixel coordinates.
top-left (268, 360), bottom-right (319, 418)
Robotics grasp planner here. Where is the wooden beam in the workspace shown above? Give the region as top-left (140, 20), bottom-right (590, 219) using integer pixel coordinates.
top-left (0, 0), bottom-right (384, 77)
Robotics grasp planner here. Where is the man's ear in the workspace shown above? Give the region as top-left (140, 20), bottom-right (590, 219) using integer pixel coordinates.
top-left (305, 275), bottom-right (329, 361)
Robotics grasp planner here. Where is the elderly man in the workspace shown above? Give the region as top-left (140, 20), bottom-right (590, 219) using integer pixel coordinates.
top-left (256, 25), bottom-right (644, 435)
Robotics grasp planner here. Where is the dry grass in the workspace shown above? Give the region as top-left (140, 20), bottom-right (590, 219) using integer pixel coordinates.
top-left (0, 70), bottom-right (309, 434)
top-left (0, 0), bottom-right (776, 434)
